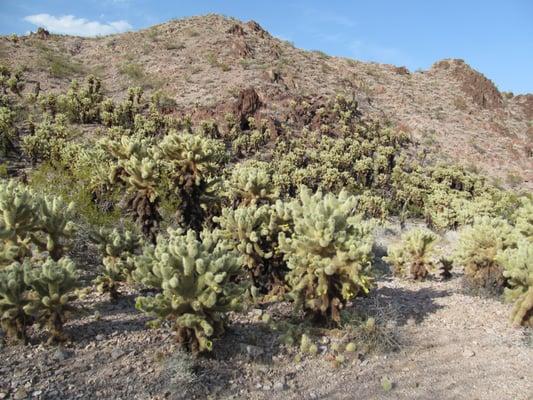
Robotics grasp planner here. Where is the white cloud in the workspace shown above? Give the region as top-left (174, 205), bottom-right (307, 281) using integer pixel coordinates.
top-left (24, 13), bottom-right (132, 36)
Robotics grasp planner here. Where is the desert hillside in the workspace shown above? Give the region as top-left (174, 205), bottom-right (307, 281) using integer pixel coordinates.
top-left (0, 14), bottom-right (531, 189)
top-left (0, 14), bottom-right (532, 400)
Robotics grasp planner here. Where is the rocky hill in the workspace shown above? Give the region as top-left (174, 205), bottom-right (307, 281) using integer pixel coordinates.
top-left (1, 14), bottom-right (531, 189)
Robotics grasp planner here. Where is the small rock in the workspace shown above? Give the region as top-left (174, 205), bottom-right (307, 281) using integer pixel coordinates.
top-left (0, 392), bottom-right (7, 399)
top-left (245, 344), bottom-right (264, 358)
top-left (13, 388), bottom-right (28, 400)
top-left (95, 334), bottom-right (104, 341)
top-left (32, 390), bottom-right (42, 397)
top-left (462, 349), bottom-right (475, 357)
top-left (53, 348), bottom-right (71, 362)
top-left (273, 381), bottom-right (288, 391)
top-left (111, 349), bottom-right (125, 360)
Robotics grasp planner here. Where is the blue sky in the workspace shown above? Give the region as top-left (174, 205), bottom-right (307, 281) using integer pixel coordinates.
top-left (1, 0), bottom-right (532, 93)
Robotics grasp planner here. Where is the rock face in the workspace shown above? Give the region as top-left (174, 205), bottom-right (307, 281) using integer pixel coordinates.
top-left (234, 87), bottom-right (262, 129)
top-left (433, 59), bottom-right (503, 109)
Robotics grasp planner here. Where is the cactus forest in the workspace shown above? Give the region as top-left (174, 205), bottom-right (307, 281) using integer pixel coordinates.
top-left (0, 16), bottom-right (532, 399)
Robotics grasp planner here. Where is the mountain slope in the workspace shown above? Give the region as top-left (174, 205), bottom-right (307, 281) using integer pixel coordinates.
top-left (1, 14), bottom-right (531, 189)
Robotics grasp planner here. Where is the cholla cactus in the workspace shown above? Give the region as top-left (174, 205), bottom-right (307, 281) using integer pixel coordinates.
top-left (90, 227), bottom-right (142, 298)
top-left (21, 113), bottom-right (69, 162)
top-left (100, 87), bottom-right (143, 128)
top-left (23, 257), bottom-right (79, 342)
top-left (0, 262), bottom-right (29, 343)
top-left (0, 180), bottom-right (39, 265)
top-left (119, 156), bottom-right (161, 242)
top-left (133, 228), bottom-right (247, 352)
top-left (214, 204), bottom-right (284, 293)
top-left (384, 228), bottom-right (438, 280)
top-left (58, 75), bottom-right (103, 123)
top-left (513, 197), bottom-right (533, 240)
top-left (33, 195), bottom-right (76, 260)
top-left (225, 161), bottom-right (279, 207)
top-left (1, 180), bottom-right (76, 264)
top-left (454, 216), bottom-right (515, 292)
top-left (0, 65), bottom-right (24, 95)
top-left (0, 106), bottom-right (15, 156)
top-left (496, 240), bottom-right (533, 327)
top-left (155, 131), bottom-right (223, 230)
top-left (278, 187), bottom-right (374, 324)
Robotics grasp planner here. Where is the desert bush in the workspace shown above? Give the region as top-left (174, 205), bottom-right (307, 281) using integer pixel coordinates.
top-left (454, 216), bottom-right (515, 293)
top-left (90, 227), bottom-right (142, 299)
top-left (496, 240), bottom-right (533, 327)
top-left (278, 187), bottom-right (374, 324)
top-left (133, 228), bottom-right (248, 352)
top-left (384, 228), bottom-right (438, 280)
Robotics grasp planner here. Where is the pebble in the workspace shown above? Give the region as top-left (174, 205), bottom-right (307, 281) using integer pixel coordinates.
top-left (53, 348), bottom-right (71, 362)
top-left (462, 349), bottom-right (475, 357)
top-left (95, 334), bottom-right (105, 341)
top-left (111, 349), bottom-right (125, 360)
top-left (0, 393), bottom-right (6, 399)
top-left (273, 381), bottom-right (288, 391)
top-left (13, 388), bottom-right (28, 400)
top-left (244, 344), bottom-right (264, 358)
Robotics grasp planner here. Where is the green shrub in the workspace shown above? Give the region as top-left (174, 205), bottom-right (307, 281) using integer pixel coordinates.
top-left (133, 228), bottom-right (247, 352)
top-left (278, 187), bottom-right (374, 324)
top-left (384, 228), bottom-right (438, 280)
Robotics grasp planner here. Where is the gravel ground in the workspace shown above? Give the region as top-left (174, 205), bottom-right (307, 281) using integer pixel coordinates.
top-left (1, 225), bottom-right (532, 400)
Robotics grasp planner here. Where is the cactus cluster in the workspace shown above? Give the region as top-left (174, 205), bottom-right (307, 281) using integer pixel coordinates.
top-left (90, 227), bottom-right (142, 298)
top-left (278, 187), bottom-right (374, 324)
top-left (454, 216), bottom-right (515, 292)
top-left (155, 131), bottom-right (223, 230)
top-left (21, 113), bottom-right (70, 162)
top-left (0, 65), bottom-right (24, 95)
top-left (384, 228), bottom-right (438, 280)
top-left (0, 257), bottom-right (79, 343)
top-left (133, 228), bottom-right (247, 352)
top-left (0, 180), bottom-right (76, 265)
top-left (224, 161), bottom-right (279, 207)
top-left (58, 75), bottom-right (103, 123)
top-left (497, 240), bottom-right (532, 327)
top-left (0, 105), bottom-right (16, 156)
